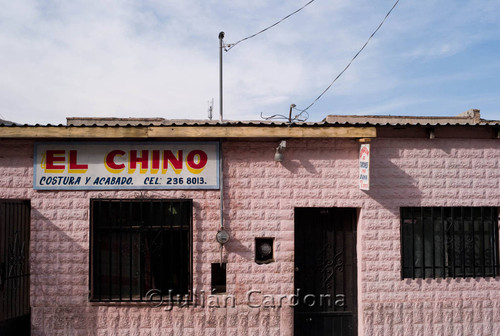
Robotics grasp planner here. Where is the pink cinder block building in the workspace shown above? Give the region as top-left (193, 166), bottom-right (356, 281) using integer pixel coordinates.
top-left (1, 110), bottom-right (499, 336)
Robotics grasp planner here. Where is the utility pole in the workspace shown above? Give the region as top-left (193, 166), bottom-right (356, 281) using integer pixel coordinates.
top-left (218, 32), bottom-right (224, 122)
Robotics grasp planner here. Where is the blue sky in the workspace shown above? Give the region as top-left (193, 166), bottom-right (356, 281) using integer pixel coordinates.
top-left (1, 0), bottom-right (499, 124)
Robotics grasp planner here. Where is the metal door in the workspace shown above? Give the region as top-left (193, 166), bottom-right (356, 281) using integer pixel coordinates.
top-left (294, 208), bottom-right (357, 336)
top-left (0, 200), bottom-right (30, 335)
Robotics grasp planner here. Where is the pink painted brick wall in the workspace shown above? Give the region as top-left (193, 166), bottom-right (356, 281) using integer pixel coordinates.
top-left (1, 137), bottom-right (500, 336)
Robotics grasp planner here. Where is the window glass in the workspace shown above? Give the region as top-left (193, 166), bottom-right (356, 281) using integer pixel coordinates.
top-left (90, 199), bottom-right (192, 301)
top-left (401, 207), bottom-right (499, 279)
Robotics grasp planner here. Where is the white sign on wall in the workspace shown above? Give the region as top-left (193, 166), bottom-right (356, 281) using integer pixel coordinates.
top-left (34, 142), bottom-right (220, 190)
top-left (359, 144), bottom-right (370, 191)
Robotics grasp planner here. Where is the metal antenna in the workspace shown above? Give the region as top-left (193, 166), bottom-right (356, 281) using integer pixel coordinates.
top-left (208, 98), bottom-right (214, 120)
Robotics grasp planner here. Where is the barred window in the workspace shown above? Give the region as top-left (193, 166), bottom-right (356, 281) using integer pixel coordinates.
top-left (401, 207), bottom-right (499, 279)
top-left (90, 199), bottom-right (192, 301)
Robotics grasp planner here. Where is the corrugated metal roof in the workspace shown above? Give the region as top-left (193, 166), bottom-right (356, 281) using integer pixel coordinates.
top-left (2, 120), bottom-right (500, 127)
top-left (0, 118), bottom-right (17, 126)
top-left (324, 109), bottom-right (500, 126)
top-left (0, 121), bottom-right (330, 127)
top-left (2, 109), bottom-right (499, 127)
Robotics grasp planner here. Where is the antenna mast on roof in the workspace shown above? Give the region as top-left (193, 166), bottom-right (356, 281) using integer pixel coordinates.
top-left (208, 98), bottom-right (214, 120)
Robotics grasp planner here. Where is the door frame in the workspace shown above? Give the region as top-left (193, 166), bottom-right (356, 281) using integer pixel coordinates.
top-left (0, 199), bottom-right (31, 336)
top-left (294, 207), bottom-right (358, 336)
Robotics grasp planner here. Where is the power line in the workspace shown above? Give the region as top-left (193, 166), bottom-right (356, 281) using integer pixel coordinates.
top-left (294, 0), bottom-right (401, 114)
top-left (224, 0), bottom-right (316, 52)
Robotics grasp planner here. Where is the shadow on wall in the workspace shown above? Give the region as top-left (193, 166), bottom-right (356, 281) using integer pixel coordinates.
top-left (363, 145), bottom-right (423, 216)
top-left (225, 236), bottom-right (252, 261)
top-left (403, 275), bottom-right (500, 287)
top-left (280, 157), bottom-right (318, 175)
top-left (365, 138), bottom-right (499, 212)
top-left (279, 142), bottom-right (356, 175)
top-left (30, 208), bottom-right (98, 336)
top-left (276, 139), bottom-right (424, 214)
top-left (192, 201), bottom-right (253, 291)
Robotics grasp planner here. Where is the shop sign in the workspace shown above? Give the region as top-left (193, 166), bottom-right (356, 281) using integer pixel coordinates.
top-left (359, 144), bottom-right (370, 190)
top-left (34, 142), bottom-right (219, 190)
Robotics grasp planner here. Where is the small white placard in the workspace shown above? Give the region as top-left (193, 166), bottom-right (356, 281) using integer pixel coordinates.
top-left (359, 144), bottom-right (370, 190)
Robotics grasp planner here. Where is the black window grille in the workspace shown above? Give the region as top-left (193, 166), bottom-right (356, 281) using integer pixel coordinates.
top-left (401, 207), bottom-right (499, 279)
top-left (90, 199), bottom-right (192, 302)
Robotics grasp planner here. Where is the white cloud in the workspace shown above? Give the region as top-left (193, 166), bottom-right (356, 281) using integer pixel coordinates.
top-left (0, 0), bottom-right (499, 124)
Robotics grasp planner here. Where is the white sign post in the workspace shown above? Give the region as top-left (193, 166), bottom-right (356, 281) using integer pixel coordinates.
top-left (34, 142), bottom-right (220, 190)
top-left (359, 144), bottom-right (370, 190)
